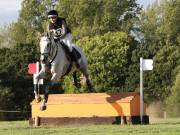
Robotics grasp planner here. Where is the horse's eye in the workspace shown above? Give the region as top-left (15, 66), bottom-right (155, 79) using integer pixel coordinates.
top-left (47, 44), bottom-right (50, 47)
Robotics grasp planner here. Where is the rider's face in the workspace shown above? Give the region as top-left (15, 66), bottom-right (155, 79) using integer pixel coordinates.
top-left (49, 16), bottom-right (57, 24)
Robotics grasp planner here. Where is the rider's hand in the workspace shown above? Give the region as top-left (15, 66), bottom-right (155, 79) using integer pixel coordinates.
top-left (55, 28), bottom-right (62, 37)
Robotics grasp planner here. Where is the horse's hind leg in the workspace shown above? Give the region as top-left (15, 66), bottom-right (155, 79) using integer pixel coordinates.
top-left (73, 71), bottom-right (81, 88)
top-left (85, 74), bottom-right (94, 92)
top-left (80, 68), bottom-right (94, 92)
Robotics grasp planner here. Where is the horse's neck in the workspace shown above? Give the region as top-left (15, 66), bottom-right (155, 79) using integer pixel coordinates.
top-left (57, 43), bottom-right (65, 56)
top-left (52, 41), bottom-right (68, 63)
top-left (48, 40), bottom-right (58, 62)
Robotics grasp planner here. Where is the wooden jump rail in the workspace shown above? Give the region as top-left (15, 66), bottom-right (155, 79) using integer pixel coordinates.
top-left (29, 92), bottom-right (149, 126)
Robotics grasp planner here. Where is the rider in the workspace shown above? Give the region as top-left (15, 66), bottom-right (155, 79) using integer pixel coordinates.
top-left (47, 10), bottom-right (80, 68)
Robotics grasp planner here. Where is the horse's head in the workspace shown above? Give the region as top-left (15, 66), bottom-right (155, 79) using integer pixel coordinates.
top-left (40, 33), bottom-right (51, 64)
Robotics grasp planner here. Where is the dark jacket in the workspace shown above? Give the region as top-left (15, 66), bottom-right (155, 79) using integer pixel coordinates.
top-left (48, 17), bottom-right (71, 34)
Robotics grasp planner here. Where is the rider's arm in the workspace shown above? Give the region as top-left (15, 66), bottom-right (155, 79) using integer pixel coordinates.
top-left (60, 20), bottom-right (67, 38)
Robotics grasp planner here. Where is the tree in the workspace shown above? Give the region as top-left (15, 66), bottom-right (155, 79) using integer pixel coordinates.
top-left (126, 0), bottom-right (180, 102)
top-left (56, 0), bottom-right (141, 39)
top-left (144, 45), bottom-right (180, 102)
top-left (0, 87), bottom-right (14, 120)
top-left (159, 0), bottom-right (180, 45)
top-left (10, 0), bottom-right (52, 45)
top-left (166, 69), bottom-right (180, 117)
top-left (0, 43), bottom-right (39, 119)
top-left (0, 26), bottom-right (14, 48)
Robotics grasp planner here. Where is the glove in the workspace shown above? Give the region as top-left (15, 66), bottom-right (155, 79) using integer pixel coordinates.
top-left (55, 28), bottom-right (62, 37)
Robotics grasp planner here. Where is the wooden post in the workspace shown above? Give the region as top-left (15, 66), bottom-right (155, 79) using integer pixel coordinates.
top-left (34, 116), bottom-right (40, 126)
top-left (126, 116), bottom-right (132, 124)
top-left (164, 111), bottom-right (167, 119)
top-left (121, 116), bottom-right (127, 125)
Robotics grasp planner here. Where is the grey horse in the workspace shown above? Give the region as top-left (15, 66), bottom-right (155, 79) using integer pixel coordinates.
top-left (34, 33), bottom-right (94, 111)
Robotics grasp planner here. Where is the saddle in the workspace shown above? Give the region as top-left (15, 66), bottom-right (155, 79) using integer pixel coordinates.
top-left (59, 41), bottom-right (81, 62)
top-left (59, 41), bottom-right (81, 76)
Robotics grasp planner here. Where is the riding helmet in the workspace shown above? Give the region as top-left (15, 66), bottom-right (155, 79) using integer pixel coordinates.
top-left (47, 10), bottom-right (58, 18)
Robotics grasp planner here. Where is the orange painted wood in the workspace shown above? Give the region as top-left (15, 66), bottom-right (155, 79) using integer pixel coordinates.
top-left (31, 92), bottom-right (147, 117)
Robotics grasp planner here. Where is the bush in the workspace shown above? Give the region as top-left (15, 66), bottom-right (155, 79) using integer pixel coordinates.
top-left (76, 32), bottom-right (134, 92)
top-left (0, 43), bottom-right (39, 120)
top-left (166, 69), bottom-right (180, 117)
top-left (0, 87), bottom-right (14, 120)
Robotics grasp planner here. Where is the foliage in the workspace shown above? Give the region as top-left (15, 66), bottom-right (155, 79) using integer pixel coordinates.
top-left (0, 26), bottom-right (15, 48)
top-left (144, 45), bottom-right (180, 102)
top-left (62, 76), bottom-right (78, 94)
top-left (7, 0), bottom-right (141, 44)
top-left (0, 87), bottom-right (14, 120)
top-left (129, 0), bottom-right (180, 102)
top-left (10, 0), bottom-right (52, 45)
top-left (166, 69), bottom-right (180, 117)
top-left (0, 43), bottom-right (39, 119)
top-left (159, 0), bottom-right (180, 45)
top-left (56, 0), bottom-right (141, 39)
top-left (77, 32), bottom-right (135, 92)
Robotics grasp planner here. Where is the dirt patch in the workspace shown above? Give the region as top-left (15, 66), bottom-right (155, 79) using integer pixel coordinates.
top-left (147, 101), bottom-right (166, 118)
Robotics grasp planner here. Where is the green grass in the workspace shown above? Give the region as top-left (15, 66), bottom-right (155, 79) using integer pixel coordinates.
top-left (0, 118), bottom-right (180, 135)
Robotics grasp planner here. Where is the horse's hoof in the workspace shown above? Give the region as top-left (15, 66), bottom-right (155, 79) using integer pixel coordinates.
top-left (40, 105), bottom-right (47, 111)
top-left (35, 96), bottom-right (41, 103)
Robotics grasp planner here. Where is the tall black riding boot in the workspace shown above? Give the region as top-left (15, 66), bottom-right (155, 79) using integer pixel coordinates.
top-left (70, 51), bottom-right (80, 68)
top-left (59, 41), bottom-right (80, 68)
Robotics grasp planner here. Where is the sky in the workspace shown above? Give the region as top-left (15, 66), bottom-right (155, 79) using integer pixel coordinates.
top-left (137, 0), bottom-right (152, 8)
top-left (0, 0), bottom-right (152, 27)
top-left (0, 0), bottom-right (22, 27)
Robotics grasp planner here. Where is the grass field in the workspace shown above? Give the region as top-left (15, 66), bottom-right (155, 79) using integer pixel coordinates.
top-left (0, 118), bottom-right (180, 135)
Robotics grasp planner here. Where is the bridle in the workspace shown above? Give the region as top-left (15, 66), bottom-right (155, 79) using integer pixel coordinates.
top-left (40, 37), bottom-right (58, 64)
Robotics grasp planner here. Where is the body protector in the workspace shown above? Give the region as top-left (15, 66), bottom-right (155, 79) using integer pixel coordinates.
top-left (48, 17), bottom-right (73, 51)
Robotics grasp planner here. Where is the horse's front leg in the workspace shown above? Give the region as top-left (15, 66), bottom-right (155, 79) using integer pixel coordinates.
top-left (40, 79), bottom-right (51, 111)
top-left (34, 84), bottom-right (41, 103)
top-left (34, 64), bottom-right (46, 103)
top-left (40, 72), bottom-right (60, 111)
